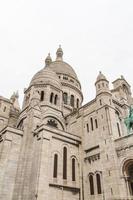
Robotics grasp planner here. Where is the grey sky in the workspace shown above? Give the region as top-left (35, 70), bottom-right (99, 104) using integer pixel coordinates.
top-left (0, 0), bottom-right (133, 106)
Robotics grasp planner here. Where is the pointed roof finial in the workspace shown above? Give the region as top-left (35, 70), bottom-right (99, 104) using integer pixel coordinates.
top-left (15, 91), bottom-right (19, 98)
top-left (121, 75), bottom-right (125, 80)
top-left (10, 91), bottom-right (19, 103)
top-left (56, 45), bottom-right (63, 61)
top-left (45, 53), bottom-right (52, 67)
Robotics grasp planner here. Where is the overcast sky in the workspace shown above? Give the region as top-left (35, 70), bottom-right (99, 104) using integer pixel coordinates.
top-left (0, 0), bottom-right (133, 107)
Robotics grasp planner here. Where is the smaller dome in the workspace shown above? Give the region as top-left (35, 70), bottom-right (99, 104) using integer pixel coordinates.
top-left (45, 53), bottom-right (52, 66)
top-left (96, 71), bottom-right (107, 82)
top-left (56, 45), bottom-right (63, 61)
top-left (30, 67), bottom-right (61, 89)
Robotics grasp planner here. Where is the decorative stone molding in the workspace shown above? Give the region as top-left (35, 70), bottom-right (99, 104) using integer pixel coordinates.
top-left (84, 153), bottom-right (100, 164)
top-left (116, 144), bottom-right (133, 157)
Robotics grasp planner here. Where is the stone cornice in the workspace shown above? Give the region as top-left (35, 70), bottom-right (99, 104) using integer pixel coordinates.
top-left (34, 124), bottom-right (81, 143)
top-left (0, 126), bottom-right (23, 138)
top-left (84, 153), bottom-right (100, 163)
top-left (24, 83), bottom-right (62, 94)
top-left (49, 183), bottom-right (80, 192)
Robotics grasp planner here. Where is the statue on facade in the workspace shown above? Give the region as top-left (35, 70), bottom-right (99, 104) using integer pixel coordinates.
top-left (124, 106), bottom-right (133, 134)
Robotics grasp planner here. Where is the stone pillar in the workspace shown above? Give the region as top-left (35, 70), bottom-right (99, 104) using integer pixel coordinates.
top-left (0, 128), bottom-right (23, 200)
top-left (36, 130), bottom-right (51, 200)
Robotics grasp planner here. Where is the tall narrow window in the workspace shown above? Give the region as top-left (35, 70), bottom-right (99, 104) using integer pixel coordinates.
top-left (3, 107), bottom-right (6, 112)
top-left (95, 119), bottom-right (98, 128)
top-left (96, 174), bottom-right (102, 194)
top-left (87, 123), bottom-right (89, 132)
top-left (40, 91), bottom-right (44, 101)
top-left (70, 95), bottom-right (74, 107)
top-left (77, 99), bottom-right (79, 108)
top-left (90, 118), bottom-right (94, 131)
top-left (72, 158), bottom-right (76, 181)
top-left (53, 154), bottom-right (58, 178)
top-left (54, 94), bottom-right (58, 105)
top-left (89, 174), bottom-right (94, 195)
top-left (100, 99), bottom-right (102, 105)
top-left (50, 92), bottom-right (54, 103)
top-left (117, 122), bottom-right (121, 137)
top-left (63, 147), bottom-right (67, 179)
top-left (63, 92), bottom-right (68, 104)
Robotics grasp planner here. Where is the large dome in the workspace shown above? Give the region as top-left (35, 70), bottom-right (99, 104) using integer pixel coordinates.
top-left (48, 60), bottom-right (78, 80)
top-left (30, 67), bottom-right (61, 89)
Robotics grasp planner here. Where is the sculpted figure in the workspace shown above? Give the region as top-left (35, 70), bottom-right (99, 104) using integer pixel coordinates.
top-left (125, 106), bottom-right (133, 133)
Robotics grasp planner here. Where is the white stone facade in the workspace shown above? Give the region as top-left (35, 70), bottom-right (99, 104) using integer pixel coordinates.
top-left (0, 47), bottom-right (133, 200)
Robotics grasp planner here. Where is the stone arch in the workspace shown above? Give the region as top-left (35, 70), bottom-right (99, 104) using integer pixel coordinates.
top-left (70, 155), bottom-right (79, 182)
top-left (51, 151), bottom-right (61, 181)
top-left (17, 116), bottom-right (26, 130)
top-left (70, 94), bottom-right (74, 107)
top-left (70, 155), bottom-right (79, 162)
top-left (63, 146), bottom-right (67, 179)
top-left (63, 92), bottom-right (68, 104)
top-left (53, 153), bottom-right (58, 178)
top-left (51, 150), bottom-right (61, 157)
top-left (122, 158), bottom-right (133, 176)
top-left (115, 107), bottom-right (123, 117)
top-left (121, 158), bottom-right (133, 195)
top-left (88, 173), bottom-right (95, 195)
top-left (43, 115), bottom-right (65, 131)
top-left (40, 91), bottom-right (44, 101)
top-left (61, 143), bottom-right (70, 153)
top-left (115, 108), bottom-right (123, 137)
top-left (95, 172), bottom-right (102, 194)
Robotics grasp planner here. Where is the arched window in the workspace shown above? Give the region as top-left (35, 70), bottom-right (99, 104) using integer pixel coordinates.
top-left (70, 95), bottom-right (74, 107)
top-left (53, 154), bottom-right (58, 178)
top-left (117, 122), bottom-right (121, 137)
top-left (100, 99), bottom-right (102, 105)
top-left (40, 91), bottom-right (44, 101)
top-left (63, 92), bottom-right (68, 104)
top-left (96, 174), bottom-right (102, 194)
top-left (89, 174), bottom-right (94, 195)
top-left (72, 158), bottom-right (76, 181)
top-left (87, 123), bottom-right (89, 132)
top-left (77, 99), bottom-right (79, 108)
top-left (50, 92), bottom-right (54, 103)
top-left (95, 119), bottom-right (98, 128)
top-left (123, 161), bottom-right (133, 195)
top-left (123, 84), bottom-right (129, 97)
top-left (54, 94), bottom-right (58, 105)
top-left (3, 107), bottom-right (6, 112)
top-left (18, 119), bottom-right (24, 130)
top-left (115, 111), bottom-right (122, 136)
top-left (90, 118), bottom-right (94, 131)
top-left (63, 147), bottom-right (67, 179)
